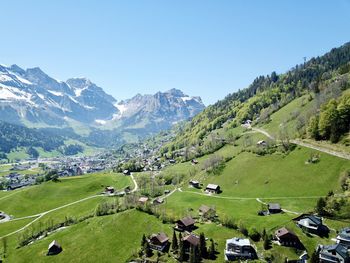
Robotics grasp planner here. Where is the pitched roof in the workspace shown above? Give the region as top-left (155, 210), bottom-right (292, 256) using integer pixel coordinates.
top-left (275, 227), bottom-right (297, 238)
top-left (293, 214), bottom-right (322, 225)
top-left (268, 203), bottom-right (281, 210)
top-left (226, 237), bottom-right (251, 247)
top-left (199, 205), bottom-right (211, 213)
top-left (320, 243), bottom-right (349, 260)
top-left (178, 216), bottom-right (195, 226)
top-left (183, 233), bottom-right (200, 246)
top-left (139, 197), bottom-right (149, 203)
top-left (151, 232), bottom-right (169, 243)
top-left (338, 227), bottom-right (350, 240)
top-left (48, 240), bottom-right (61, 249)
top-left (206, 184), bottom-right (219, 190)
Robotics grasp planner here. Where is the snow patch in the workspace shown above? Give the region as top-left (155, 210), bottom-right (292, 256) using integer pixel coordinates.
top-left (15, 75), bottom-right (32, 85)
top-left (181, 96), bottom-right (193, 102)
top-left (48, 90), bottom-right (64, 96)
top-left (0, 74), bottom-right (13, 82)
top-left (115, 103), bottom-right (127, 114)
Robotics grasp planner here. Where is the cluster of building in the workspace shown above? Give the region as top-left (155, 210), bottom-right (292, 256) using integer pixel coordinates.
top-left (317, 227), bottom-right (350, 263)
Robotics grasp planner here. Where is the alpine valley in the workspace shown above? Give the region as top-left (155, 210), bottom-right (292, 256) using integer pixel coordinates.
top-left (0, 64), bottom-right (205, 158)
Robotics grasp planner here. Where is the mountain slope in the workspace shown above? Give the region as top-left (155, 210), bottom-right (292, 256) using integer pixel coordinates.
top-left (0, 64), bottom-right (205, 151)
top-left (162, 41), bottom-right (350, 157)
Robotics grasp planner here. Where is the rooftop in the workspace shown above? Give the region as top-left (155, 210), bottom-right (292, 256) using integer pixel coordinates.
top-left (226, 237), bottom-right (251, 247)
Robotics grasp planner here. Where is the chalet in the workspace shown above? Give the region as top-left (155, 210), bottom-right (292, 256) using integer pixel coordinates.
top-left (205, 184), bottom-right (221, 194)
top-left (182, 233), bottom-right (200, 252)
top-left (337, 227), bottom-right (350, 248)
top-left (189, 180), bottom-right (200, 188)
top-left (293, 214), bottom-right (329, 236)
top-left (318, 243), bottom-right (350, 263)
top-left (138, 197), bottom-right (149, 205)
top-left (47, 240), bottom-right (62, 256)
top-left (199, 205), bottom-right (215, 219)
top-left (149, 232), bottom-right (169, 252)
top-left (153, 197), bottom-right (164, 205)
top-left (105, 186), bottom-right (115, 194)
top-left (175, 216), bottom-right (196, 231)
top-left (224, 237), bottom-right (257, 261)
top-left (268, 203), bottom-right (282, 214)
top-left (275, 227), bottom-right (302, 248)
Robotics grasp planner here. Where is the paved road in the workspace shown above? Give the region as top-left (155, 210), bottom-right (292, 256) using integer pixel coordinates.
top-left (251, 127), bottom-right (350, 160)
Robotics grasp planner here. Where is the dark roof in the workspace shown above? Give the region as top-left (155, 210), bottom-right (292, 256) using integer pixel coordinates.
top-left (320, 243), bottom-right (349, 260)
top-left (275, 227), bottom-right (297, 238)
top-left (48, 240), bottom-right (61, 249)
top-left (338, 227), bottom-right (350, 239)
top-left (178, 216), bottom-right (195, 227)
top-left (308, 215), bottom-right (322, 225)
top-left (183, 234), bottom-right (200, 246)
top-left (151, 232), bottom-right (169, 243)
top-left (293, 214), bottom-right (322, 225)
top-left (268, 203), bottom-right (281, 210)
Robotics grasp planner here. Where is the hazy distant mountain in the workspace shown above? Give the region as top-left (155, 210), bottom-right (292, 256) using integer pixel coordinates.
top-left (0, 64), bottom-right (205, 145)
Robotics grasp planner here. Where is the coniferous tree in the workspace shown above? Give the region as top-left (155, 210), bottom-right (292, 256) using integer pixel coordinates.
top-left (141, 234), bottom-right (147, 247)
top-left (172, 230), bottom-right (178, 251)
top-left (144, 241), bottom-right (152, 257)
top-left (315, 197), bottom-right (327, 216)
top-left (208, 239), bottom-right (216, 259)
top-left (199, 232), bottom-right (207, 258)
top-left (178, 233), bottom-right (185, 262)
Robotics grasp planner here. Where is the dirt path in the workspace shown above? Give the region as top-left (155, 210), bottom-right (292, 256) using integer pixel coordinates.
top-left (251, 127), bottom-right (350, 160)
top-left (256, 198), bottom-right (300, 215)
top-left (130, 173), bottom-right (138, 193)
top-left (0, 195), bottom-right (103, 239)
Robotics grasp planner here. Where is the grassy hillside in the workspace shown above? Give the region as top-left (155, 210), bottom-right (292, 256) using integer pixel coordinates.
top-left (0, 172), bottom-right (132, 218)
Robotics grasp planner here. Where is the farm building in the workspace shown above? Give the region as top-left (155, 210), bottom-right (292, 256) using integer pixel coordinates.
top-left (105, 186), bottom-right (115, 194)
top-left (47, 240), bottom-right (62, 256)
top-left (205, 184), bottom-right (220, 194)
top-left (268, 203), bottom-right (282, 214)
top-left (138, 197), bottom-right (149, 205)
top-left (189, 180), bottom-right (200, 188)
top-left (199, 205), bottom-right (216, 220)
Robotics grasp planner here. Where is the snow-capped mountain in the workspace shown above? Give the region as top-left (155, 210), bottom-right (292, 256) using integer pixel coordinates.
top-left (0, 64), bottom-right (205, 143)
top-left (108, 89), bottom-right (204, 132)
top-left (0, 64), bottom-right (118, 125)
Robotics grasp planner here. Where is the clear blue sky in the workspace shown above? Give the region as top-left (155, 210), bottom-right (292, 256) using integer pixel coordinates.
top-left (1, 0), bottom-right (350, 105)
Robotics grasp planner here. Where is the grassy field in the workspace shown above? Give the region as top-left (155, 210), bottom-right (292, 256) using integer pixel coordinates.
top-left (6, 210), bottom-right (172, 263)
top-left (0, 172), bottom-right (132, 218)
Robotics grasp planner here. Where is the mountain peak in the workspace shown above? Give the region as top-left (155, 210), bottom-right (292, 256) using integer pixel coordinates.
top-left (164, 88), bottom-right (185, 97)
